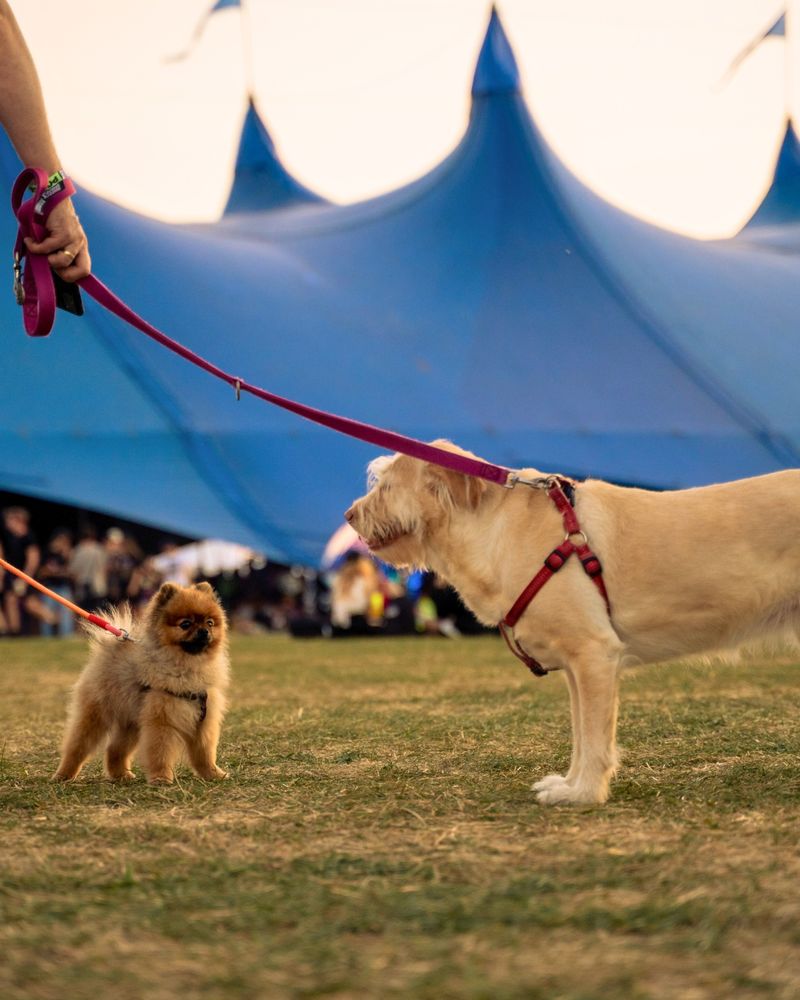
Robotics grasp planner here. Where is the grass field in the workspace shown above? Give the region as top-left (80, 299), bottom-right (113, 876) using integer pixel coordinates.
top-left (0, 633), bottom-right (798, 1000)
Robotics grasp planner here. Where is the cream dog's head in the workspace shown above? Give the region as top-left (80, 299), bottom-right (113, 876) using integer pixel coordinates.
top-left (344, 440), bottom-right (487, 568)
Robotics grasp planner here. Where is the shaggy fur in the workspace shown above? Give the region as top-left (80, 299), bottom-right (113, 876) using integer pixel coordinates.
top-left (54, 582), bottom-right (230, 784)
top-left (345, 440), bottom-right (800, 805)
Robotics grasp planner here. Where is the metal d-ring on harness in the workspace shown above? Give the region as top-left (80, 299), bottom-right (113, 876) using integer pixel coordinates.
top-left (498, 476), bottom-right (611, 677)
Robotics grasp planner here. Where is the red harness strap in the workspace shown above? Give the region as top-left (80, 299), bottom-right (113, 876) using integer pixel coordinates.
top-left (499, 479), bottom-right (610, 677)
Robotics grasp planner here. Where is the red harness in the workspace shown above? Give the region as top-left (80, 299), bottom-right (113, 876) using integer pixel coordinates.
top-left (499, 479), bottom-right (610, 676)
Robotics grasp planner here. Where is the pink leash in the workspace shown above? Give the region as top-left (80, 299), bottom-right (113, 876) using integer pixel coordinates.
top-left (11, 167), bottom-right (520, 489)
top-left (11, 168), bottom-right (611, 665)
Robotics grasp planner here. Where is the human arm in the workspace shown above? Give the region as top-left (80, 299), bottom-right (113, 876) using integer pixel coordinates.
top-left (0, 1), bottom-right (90, 280)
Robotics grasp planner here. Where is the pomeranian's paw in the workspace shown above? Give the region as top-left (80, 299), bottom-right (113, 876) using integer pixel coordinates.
top-left (52, 769), bottom-right (76, 782)
top-left (147, 774), bottom-right (175, 786)
top-left (109, 769), bottom-right (136, 782)
top-left (199, 765), bottom-right (228, 781)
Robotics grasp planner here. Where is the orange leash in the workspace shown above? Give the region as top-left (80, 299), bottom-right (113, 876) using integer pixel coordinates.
top-left (0, 555), bottom-right (132, 640)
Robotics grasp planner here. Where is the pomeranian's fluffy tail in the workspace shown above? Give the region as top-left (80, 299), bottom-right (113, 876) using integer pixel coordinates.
top-left (81, 601), bottom-right (138, 648)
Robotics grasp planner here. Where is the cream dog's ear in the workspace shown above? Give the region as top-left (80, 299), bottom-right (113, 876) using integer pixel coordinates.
top-left (426, 464), bottom-right (486, 512)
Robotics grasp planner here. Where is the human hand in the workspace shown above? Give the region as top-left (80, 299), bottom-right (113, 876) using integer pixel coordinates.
top-left (24, 197), bottom-right (91, 281)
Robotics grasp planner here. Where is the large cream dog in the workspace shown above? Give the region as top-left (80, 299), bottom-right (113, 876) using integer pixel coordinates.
top-left (345, 440), bottom-right (800, 805)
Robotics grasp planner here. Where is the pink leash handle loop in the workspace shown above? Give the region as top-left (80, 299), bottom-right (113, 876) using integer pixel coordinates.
top-left (11, 167), bottom-right (75, 338)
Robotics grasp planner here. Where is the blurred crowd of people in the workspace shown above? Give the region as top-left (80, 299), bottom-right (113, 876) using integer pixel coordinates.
top-left (220, 551), bottom-right (483, 640)
top-left (0, 506), bottom-right (482, 640)
top-left (0, 506), bottom-right (177, 637)
top-left (323, 552), bottom-right (477, 638)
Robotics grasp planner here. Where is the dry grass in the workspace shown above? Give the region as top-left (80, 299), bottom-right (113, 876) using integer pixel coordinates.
top-left (0, 633), bottom-right (798, 999)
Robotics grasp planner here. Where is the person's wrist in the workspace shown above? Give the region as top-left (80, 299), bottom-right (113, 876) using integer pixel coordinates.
top-left (26, 168), bottom-right (66, 189)
top-left (33, 172), bottom-right (77, 222)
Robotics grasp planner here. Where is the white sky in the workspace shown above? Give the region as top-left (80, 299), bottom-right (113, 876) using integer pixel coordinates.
top-left (15, 0), bottom-right (797, 237)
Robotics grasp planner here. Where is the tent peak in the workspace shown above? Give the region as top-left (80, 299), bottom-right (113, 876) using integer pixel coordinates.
top-left (772, 117), bottom-right (800, 182)
top-left (740, 116), bottom-right (800, 230)
top-left (223, 98), bottom-right (324, 215)
top-left (471, 6), bottom-right (521, 97)
top-left (239, 98), bottom-right (278, 170)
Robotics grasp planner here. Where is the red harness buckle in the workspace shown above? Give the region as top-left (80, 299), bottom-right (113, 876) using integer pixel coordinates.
top-left (544, 543), bottom-right (572, 572)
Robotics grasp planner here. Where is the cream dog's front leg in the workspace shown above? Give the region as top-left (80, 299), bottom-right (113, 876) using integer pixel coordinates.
top-left (532, 668), bottom-right (583, 795)
top-left (535, 641), bottom-right (621, 805)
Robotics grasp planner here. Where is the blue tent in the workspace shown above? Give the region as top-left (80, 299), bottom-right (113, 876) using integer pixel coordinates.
top-left (2, 9), bottom-right (799, 563)
top-left (224, 98), bottom-right (325, 214)
top-left (735, 117), bottom-right (800, 253)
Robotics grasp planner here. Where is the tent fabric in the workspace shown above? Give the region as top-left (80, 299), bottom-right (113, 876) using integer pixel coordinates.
top-left (2, 9), bottom-right (799, 564)
top-left (223, 99), bottom-right (325, 214)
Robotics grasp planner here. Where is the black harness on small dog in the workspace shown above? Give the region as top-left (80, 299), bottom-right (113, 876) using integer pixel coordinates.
top-left (139, 684), bottom-right (208, 724)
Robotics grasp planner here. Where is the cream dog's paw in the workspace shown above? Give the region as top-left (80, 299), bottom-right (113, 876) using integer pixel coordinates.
top-left (532, 773), bottom-right (570, 792)
top-left (536, 781), bottom-right (607, 806)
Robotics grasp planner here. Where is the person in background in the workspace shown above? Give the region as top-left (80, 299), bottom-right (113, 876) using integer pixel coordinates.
top-left (330, 552), bottom-right (384, 633)
top-left (127, 556), bottom-right (164, 613)
top-left (38, 527), bottom-right (75, 636)
top-left (151, 539), bottom-right (195, 587)
top-left (69, 525), bottom-right (107, 609)
top-left (0, 1), bottom-right (90, 279)
top-left (414, 572), bottom-right (461, 638)
top-left (1, 505), bottom-right (56, 634)
top-left (104, 527), bottom-right (136, 604)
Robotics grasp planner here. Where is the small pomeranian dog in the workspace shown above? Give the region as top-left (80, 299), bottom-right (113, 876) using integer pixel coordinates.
top-left (53, 581), bottom-right (230, 784)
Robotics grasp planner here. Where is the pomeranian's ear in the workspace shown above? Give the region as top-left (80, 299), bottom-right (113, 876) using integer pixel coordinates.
top-left (193, 581), bottom-right (215, 596)
top-left (154, 582), bottom-right (178, 607)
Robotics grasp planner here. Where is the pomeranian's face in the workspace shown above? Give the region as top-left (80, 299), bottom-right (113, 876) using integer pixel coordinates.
top-left (147, 582), bottom-right (227, 656)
